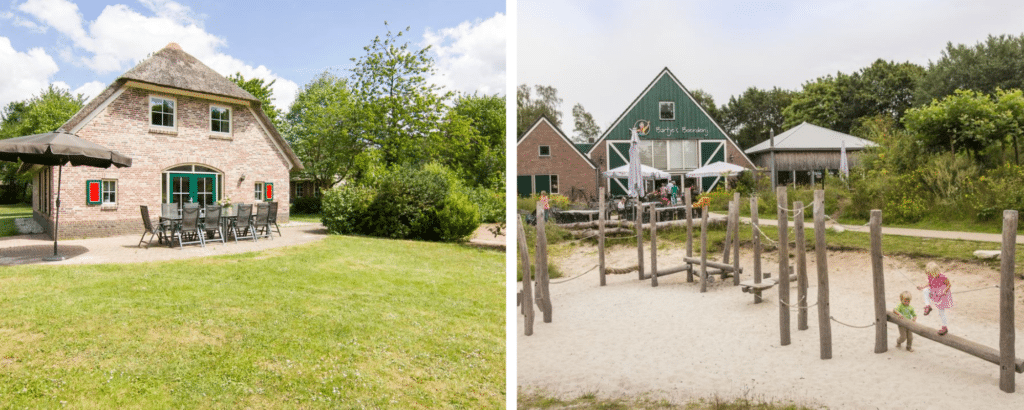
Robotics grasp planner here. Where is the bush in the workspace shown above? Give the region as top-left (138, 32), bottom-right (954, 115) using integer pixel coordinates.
top-left (321, 163), bottom-right (480, 242)
top-left (467, 186), bottom-right (504, 223)
top-left (290, 196), bottom-right (322, 214)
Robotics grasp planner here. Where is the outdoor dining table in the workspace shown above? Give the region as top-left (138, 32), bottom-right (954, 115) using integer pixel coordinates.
top-left (158, 212), bottom-right (239, 248)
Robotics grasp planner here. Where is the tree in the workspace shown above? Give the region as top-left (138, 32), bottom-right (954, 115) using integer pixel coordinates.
top-left (915, 34), bottom-right (1024, 105)
top-left (853, 59), bottom-right (925, 123)
top-left (688, 89), bottom-right (724, 125)
top-left (438, 93), bottom-right (506, 189)
top-left (227, 73), bottom-right (283, 128)
top-left (283, 72), bottom-right (361, 195)
top-left (571, 103), bottom-right (600, 143)
top-left (517, 84), bottom-right (562, 136)
top-left (350, 23), bottom-right (450, 167)
top-left (0, 85), bottom-right (85, 203)
top-left (903, 89), bottom-right (1003, 163)
top-left (720, 86), bottom-right (794, 149)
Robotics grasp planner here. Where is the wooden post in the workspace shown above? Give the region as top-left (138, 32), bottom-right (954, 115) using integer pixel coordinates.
top-left (814, 190), bottom-right (832, 359)
top-left (751, 196), bottom-right (763, 304)
top-left (650, 205), bottom-right (659, 287)
top-left (700, 204), bottom-right (709, 293)
top-left (517, 216), bottom-right (534, 336)
top-left (636, 202), bottom-right (645, 281)
top-left (777, 187), bottom-right (790, 346)
top-left (870, 210), bottom-right (886, 353)
top-left (722, 198), bottom-right (734, 264)
top-left (1000, 210), bottom-right (1017, 393)
top-left (686, 189), bottom-right (694, 282)
top-left (536, 203), bottom-right (552, 323)
top-left (794, 201), bottom-right (808, 330)
top-left (599, 187), bottom-right (607, 286)
top-left (731, 197), bottom-right (741, 286)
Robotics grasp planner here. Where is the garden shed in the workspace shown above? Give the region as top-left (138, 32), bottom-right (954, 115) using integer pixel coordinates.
top-left (744, 122), bottom-right (876, 185)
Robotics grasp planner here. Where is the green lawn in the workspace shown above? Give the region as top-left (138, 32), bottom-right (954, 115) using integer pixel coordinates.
top-left (0, 236), bottom-right (505, 408)
top-left (289, 212), bottom-right (322, 223)
top-left (0, 203), bottom-right (33, 237)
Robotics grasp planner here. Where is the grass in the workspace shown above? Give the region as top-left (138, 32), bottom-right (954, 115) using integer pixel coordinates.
top-left (0, 203), bottom-right (33, 237)
top-left (287, 212), bottom-right (321, 223)
top-left (518, 391), bottom-right (818, 410)
top-left (0, 236), bottom-right (504, 408)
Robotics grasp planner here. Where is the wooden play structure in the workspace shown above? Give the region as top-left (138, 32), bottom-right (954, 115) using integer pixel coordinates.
top-left (869, 208), bottom-right (1022, 393)
top-left (517, 203), bottom-right (553, 336)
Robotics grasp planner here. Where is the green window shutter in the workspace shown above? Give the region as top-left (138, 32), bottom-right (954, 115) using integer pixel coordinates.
top-left (265, 182), bottom-right (274, 201)
top-left (86, 180), bottom-right (102, 205)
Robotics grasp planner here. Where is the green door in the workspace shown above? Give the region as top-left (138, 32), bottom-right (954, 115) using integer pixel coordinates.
top-left (534, 175), bottom-right (551, 195)
top-left (517, 175), bottom-right (533, 197)
top-left (170, 173), bottom-right (217, 205)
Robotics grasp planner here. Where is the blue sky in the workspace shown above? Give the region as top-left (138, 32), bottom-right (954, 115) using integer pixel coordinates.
top-left (0, 0), bottom-right (506, 112)
top-left (519, 0), bottom-right (1024, 133)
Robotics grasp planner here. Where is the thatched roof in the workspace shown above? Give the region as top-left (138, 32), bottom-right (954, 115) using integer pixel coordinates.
top-left (59, 43), bottom-right (302, 171)
top-left (120, 43), bottom-right (258, 101)
top-left (745, 122), bottom-right (876, 154)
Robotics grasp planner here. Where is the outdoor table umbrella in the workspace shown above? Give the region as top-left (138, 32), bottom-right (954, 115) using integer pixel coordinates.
top-left (0, 130), bottom-right (132, 261)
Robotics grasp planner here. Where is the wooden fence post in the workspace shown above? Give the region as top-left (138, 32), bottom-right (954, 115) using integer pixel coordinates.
top-left (731, 198), bottom-right (741, 286)
top-left (636, 202), bottom-right (644, 281)
top-left (536, 203), bottom-right (552, 323)
top-left (870, 209), bottom-right (886, 353)
top-left (1000, 210), bottom-right (1017, 393)
top-left (686, 190), bottom-right (694, 282)
top-left (700, 204), bottom-right (709, 293)
top-left (599, 187), bottom-right (606, 287)
top-left (794, 201), bottom-right (808, 330)
top-left (651, 205), bottom-right (659, 287)
top-left (777, 187), bottom-right (790, 346)
top-left (517, 216), bottom-right (534, 336)
top-left (751, 196), bottom-right (762, 303)
top-left (814, 190), bottom-right (832, 359)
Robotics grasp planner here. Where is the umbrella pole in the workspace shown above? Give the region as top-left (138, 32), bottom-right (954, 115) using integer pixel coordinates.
top-left (43, 165), bottom-right (65, 262)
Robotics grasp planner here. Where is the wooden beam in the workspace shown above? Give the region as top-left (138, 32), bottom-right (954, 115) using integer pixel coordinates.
top-left (751, 196), bottom-right (763, 304)
top-left (794, 201), bottom-right (808, 331)
top-left (650, 205), bottom-right (659, 287)
top-left (599, 187), bottom-right (606, 286)
top-left (516, 217), bottom-right (534, 336)
top-left (535, 203), bottom-right (552, 323)
top-left (887, 312), bottom-right (1024, 373)
top-left (1000, 210), bottom-right (1018, 392)
top-left (871, 210), bottom-right (886, 353)
top-left (814, 190), bottom-right (832, 360)
top-left (777, 187), bottom-right (790, 346)
top-left (682, 257), bottom-right (741, 272)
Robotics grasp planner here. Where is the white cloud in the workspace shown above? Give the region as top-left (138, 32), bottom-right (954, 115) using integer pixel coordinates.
top-left (423, 12), bottom-right (506, 96)
top-left (15, 0), bottom-right (299, 109)
top-left (0, 37), bottom-right (59, 110)
top-left (71, 80), bottom-right (106, 101)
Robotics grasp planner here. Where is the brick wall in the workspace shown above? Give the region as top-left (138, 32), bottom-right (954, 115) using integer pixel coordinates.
top-left (39, 86), bottom-right (292, 239)
top-left (517, 120), bottom-right (597, 198)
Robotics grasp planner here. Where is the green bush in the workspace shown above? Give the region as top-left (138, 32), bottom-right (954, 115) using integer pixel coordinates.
top-left (321, 163), bottom-right (480, 242)
top-left (467, 186), bottom-right (504, 223)
top-left (290, 196), bottom-right (322, 214)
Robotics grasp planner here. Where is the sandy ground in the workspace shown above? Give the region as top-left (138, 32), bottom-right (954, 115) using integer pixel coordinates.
top-left (518, 242), bottom-right (1024, 409)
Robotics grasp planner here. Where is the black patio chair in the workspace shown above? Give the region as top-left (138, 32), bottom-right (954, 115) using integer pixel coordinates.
top-left (173, 205), bottom-right (205, 249)
top-left (203, 204), bottom-right (226, 244)
top-left (138, 205), bottom-right (163, 248)
top-left (267, 201), bottom-right (281, 236)
top-left (231, 203), bottom-right (256, 243)
top-left (254, 203), bottom-right (272, 240)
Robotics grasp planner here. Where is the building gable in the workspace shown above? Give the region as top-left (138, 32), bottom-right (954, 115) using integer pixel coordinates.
top-left (517, 116), bottom-right (596, 169)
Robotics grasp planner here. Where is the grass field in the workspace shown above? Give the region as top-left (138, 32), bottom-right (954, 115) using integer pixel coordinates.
top-left (0, 203), bottom-right (32, 237)
top-left (0, 236), bottom-right (504, 408)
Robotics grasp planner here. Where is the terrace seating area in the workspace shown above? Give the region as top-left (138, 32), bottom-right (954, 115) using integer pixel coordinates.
top-left (140, 202), bottom-right (283, 249)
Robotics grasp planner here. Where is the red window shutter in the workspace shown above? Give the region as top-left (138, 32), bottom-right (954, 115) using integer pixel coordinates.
top-left (86, 180), bottom-right (101, 205)
top-left (265, 183), bottom-right (274, 201)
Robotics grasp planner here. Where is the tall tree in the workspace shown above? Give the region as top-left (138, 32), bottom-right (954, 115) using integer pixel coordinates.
top-left (915, 34), bottom-right (1024, 105)
top-left (854, 59), bottom-right (925, 123)
top-left (571, 103), bottom-right (600, 143)
top-left (783, 76), bottom-right (846, 131)
top-left (439, 93), bottom-right (506, 189)
top-left (0, 85), bottom-right (85, 202)
top-left (227, 73), bottom-right (283, 128)
top-left (283, 72), bottom-right (360, 194)
top-left (720, 86), bottom-right (794, 149)
top-left (688, 89), bottom-right (724, 125)
top-left (903, 89), bottom-right (1003, 162)
top-left (350, 23), bottom-right (450, 167)
top-left (517, 84), bottom-right (562, 136)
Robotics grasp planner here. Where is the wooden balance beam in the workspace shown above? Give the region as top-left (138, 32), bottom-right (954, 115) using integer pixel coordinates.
top-left (887, 312), bottom-right (1024, 373)
top-left (682, 257), bottom-right (741, 274)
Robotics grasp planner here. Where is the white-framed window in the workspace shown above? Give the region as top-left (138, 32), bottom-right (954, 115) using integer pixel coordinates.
top-left (659, 101), bottom-right (675, 121)
top-left (210, 105), bottom-right (231, 135)
top-left (255, 182), bottom-right (264, 201)
top-left (539, 145), bottom-right (551, 156)
top-left (102, 180), bottom-right (117, 204)
top-left (550, 175), bottom-right (559, 194)
top-left (296, 184), bottom-right (305, 198)
top-left (150, 96), bottom-right (176, 130)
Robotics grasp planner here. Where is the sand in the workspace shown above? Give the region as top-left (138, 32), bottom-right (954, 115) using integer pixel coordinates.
top-left (517, 242), bottom-right (1024, 409)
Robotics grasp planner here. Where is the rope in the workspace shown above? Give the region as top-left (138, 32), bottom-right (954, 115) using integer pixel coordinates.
top-left (778, 294), bottom-right (819, 310)
top-left (751, 223), bottom-right (779, 246)
top-left (550, 265), bottom-right (597, 284)
top-left (830, 316), bottom-right (875, 329)
top-left (952, 285), bottom-right (999, 295)
top-left (605, 265), bottom-right (639, 274)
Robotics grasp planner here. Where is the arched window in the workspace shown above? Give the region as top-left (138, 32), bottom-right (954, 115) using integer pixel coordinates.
top-left (161, 164), bottom-right (223, 207)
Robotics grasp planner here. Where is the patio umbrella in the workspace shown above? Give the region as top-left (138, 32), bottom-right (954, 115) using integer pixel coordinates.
top-left (603, 163), bottom-right (670, 179)
top-left (628, 126), bottom-right (644, 198)
top-left (0, 130), bottom-right (132, 261)
top-left (839, 140), bottom-right (849, 179)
